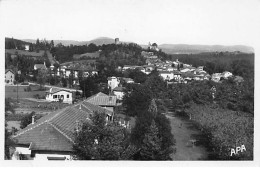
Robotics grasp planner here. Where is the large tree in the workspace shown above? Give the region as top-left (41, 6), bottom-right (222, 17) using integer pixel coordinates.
top-left (73, 112), bottom-right (134, 160)
top-left (139, 120), bottom-right (162, 160)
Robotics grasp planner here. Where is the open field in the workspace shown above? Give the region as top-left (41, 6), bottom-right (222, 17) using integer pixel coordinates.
top-left (5, 85), bottom-right (47, 99)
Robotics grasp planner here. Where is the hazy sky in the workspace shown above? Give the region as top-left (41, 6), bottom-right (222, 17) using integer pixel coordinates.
top-left (1, 0), bottom-right (260, 46)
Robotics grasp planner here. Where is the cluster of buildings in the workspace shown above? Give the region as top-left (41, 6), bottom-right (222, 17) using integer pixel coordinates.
top-left (107, 76), bottom-right (135, 101)
top-left (10, 91), bottom-right (133, 160)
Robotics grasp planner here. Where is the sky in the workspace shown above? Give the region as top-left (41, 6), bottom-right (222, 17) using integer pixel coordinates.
top-left (1, 0), bottom-right (260, 46)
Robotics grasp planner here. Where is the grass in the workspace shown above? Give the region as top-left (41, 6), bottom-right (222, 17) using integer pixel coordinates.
top-left (5, 85), bottom-right (47, 98)
top-left (166, 113), bottom-right (209, 160)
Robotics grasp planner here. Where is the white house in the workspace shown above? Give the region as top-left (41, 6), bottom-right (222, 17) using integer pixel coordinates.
top-left (212, 73), bottom-right (222, 82)
top-left (45, 88), bottom-right (73, 104)
top-left (108, 77), bottom-right (120, 90)
top-left (222, 71), bottom-right (233, 79)
top-left (113, 86), bottom-right (125, 101)
top-left (34, 62), bottom-right (47, 70)
top-left (24, 44), bottom-right (30, 51)
top-left (159, 71), bottom-right (174, 81)
top-left (5, 69), bottom-right (15, 85)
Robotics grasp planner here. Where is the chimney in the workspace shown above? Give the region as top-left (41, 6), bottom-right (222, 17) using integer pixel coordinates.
top-left (32, 115), bottom-right (35, 124)
top-left (75, 120), bottom-right (80, 133)
top-left (79, 104), bottom-right (82, 110)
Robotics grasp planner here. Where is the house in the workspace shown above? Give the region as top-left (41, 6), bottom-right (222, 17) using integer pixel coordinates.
top-left (122, 77), bottom-right (134, 84)
top-left (159, 71), bottom-right (174, 81)
top-left (45, 88), bottom-right (73, 104)
top-left (222, 71), bottom-right (233, 79)
top-left (113, 86), bottom-right (125, 101)
top-left (108, 76), bottom-right (120, 90)
top-left (11, 101), bottom-right (113, 160)
top-left (34, 62), bottom-right (47, 70)
top-left (5, 69), bottom-right (15, 85)
top-left (173, 71), bottom-right (182, 82)
top-left (211, 73), bottom-right (222, 82)
top-left (85, 92), bottom-right (117, 112)
top-left (24, 44), bottom-right (30, 51)
top-left (180, 68), bottom-right (191, 73)
top-left (197, 66), bottom-right (204, 71)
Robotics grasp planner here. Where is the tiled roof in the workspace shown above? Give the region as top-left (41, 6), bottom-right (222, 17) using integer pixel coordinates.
top-left (113, 86), bottom-right (125, 92)
top-left (46, 87), bottom-right (73, 94)
top-left (76, 101), bottom-right (113, 116)
top-left (5, 69), bottom-right (15, 74)
top-left (85, 92), bottom-right (117, 106)
top-left (12, 105), bottom-right (92, 151)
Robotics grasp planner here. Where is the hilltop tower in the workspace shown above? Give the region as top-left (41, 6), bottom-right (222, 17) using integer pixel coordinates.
top-left (115, 38), bottom-right (119, 44)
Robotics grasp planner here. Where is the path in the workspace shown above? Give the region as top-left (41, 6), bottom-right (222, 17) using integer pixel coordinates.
top-left (166, 109), bottom-right (209, 160)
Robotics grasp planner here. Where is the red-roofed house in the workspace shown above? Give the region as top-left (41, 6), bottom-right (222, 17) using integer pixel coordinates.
top-left (11, 101), bottom-right (112, 160)
top-left (85, 92), bottom-right (117, 113)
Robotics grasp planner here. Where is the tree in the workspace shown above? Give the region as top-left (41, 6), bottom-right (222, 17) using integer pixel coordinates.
top-left (50, 40), bottom-right (54, 48)
top-left (37, 69), bottom-right (47, 89)
top-left (61, 77), bottom-right (67, 87)
top-left (72, 112), bottom-right (132, 160)
top-left (128, 69), bottom-right (147, 84)
top-left (5, 123), bottom-right (15, 159)
top-left (79, 76), bottom-right (99, 98)
top-left (148, 99), bottom-right (157, 118)
top-left (20, 111), bottom-right (36, 129)
top-left (139, 120), bottom-right (162, 160)
top-left (123, 84), bottom-right (152, 117)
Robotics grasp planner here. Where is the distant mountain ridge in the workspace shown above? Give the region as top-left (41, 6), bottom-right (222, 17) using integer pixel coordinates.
top-left (158, 44), bottom-right (254, 54)
top-left (22, 37), bottom-right (116, 46)
top-left (20, 37), bottom-right (254, 54)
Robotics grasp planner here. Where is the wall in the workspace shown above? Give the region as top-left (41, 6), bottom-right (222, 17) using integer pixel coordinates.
top-left (114, 91), bottom-right (124, 100)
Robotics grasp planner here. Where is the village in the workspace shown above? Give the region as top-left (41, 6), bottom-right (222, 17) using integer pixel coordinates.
top-left (5, 37), bottom-right (247, 161)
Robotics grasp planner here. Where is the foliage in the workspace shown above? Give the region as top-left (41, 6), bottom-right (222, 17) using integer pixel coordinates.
top-left (79, 76), bottom-right (99, 98)
top-left (123, 84), bottom-right (152, 117)
top-left (144, 71), bottom-right (167, 99)
top-left (5, 123), bottom-right (15, 160)
top-left (139, 120), bottom-right (162, 160)
top-left (36, 69), bottom-right (47, 88)
top-left (186, 104), bottom-right (253, 160)
top-left (5, 98), bottom-right (15, 113)
top-left (124, 69), bottom-right (147, 84)
top-left (20, 111), bottom-right (37, 129)
top-left (72, 112), bottom-right (133, 160)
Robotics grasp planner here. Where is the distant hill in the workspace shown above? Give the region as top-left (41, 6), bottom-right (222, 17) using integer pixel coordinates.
top-left (21, 37), bottom-right (254, 54)
top-left (22, 37), bottom-right (116, 46)
top-left (158, 44), bottom-right (254, 54)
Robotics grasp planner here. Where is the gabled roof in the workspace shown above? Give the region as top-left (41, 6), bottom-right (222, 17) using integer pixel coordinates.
top-left (5, 69), bottom-right (15, 74)
top-left (159, 71), bottom-right (173, 74)
top-left (76, 100), bottom-right (113, 116)
top-left (12, 105), bottom-right (93, 151)
top-left (46, 87), bottom-right (73, 94)
top-left (85, 92), bottom-right (117, 106)
top-left (113, 86), bottom-right (125, 92)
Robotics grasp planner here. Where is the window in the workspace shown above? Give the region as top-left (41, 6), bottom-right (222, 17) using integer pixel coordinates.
top-left (53, 95), bottom-right (57, 99)
top-left (67, 94), bottom-right (69, 98)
